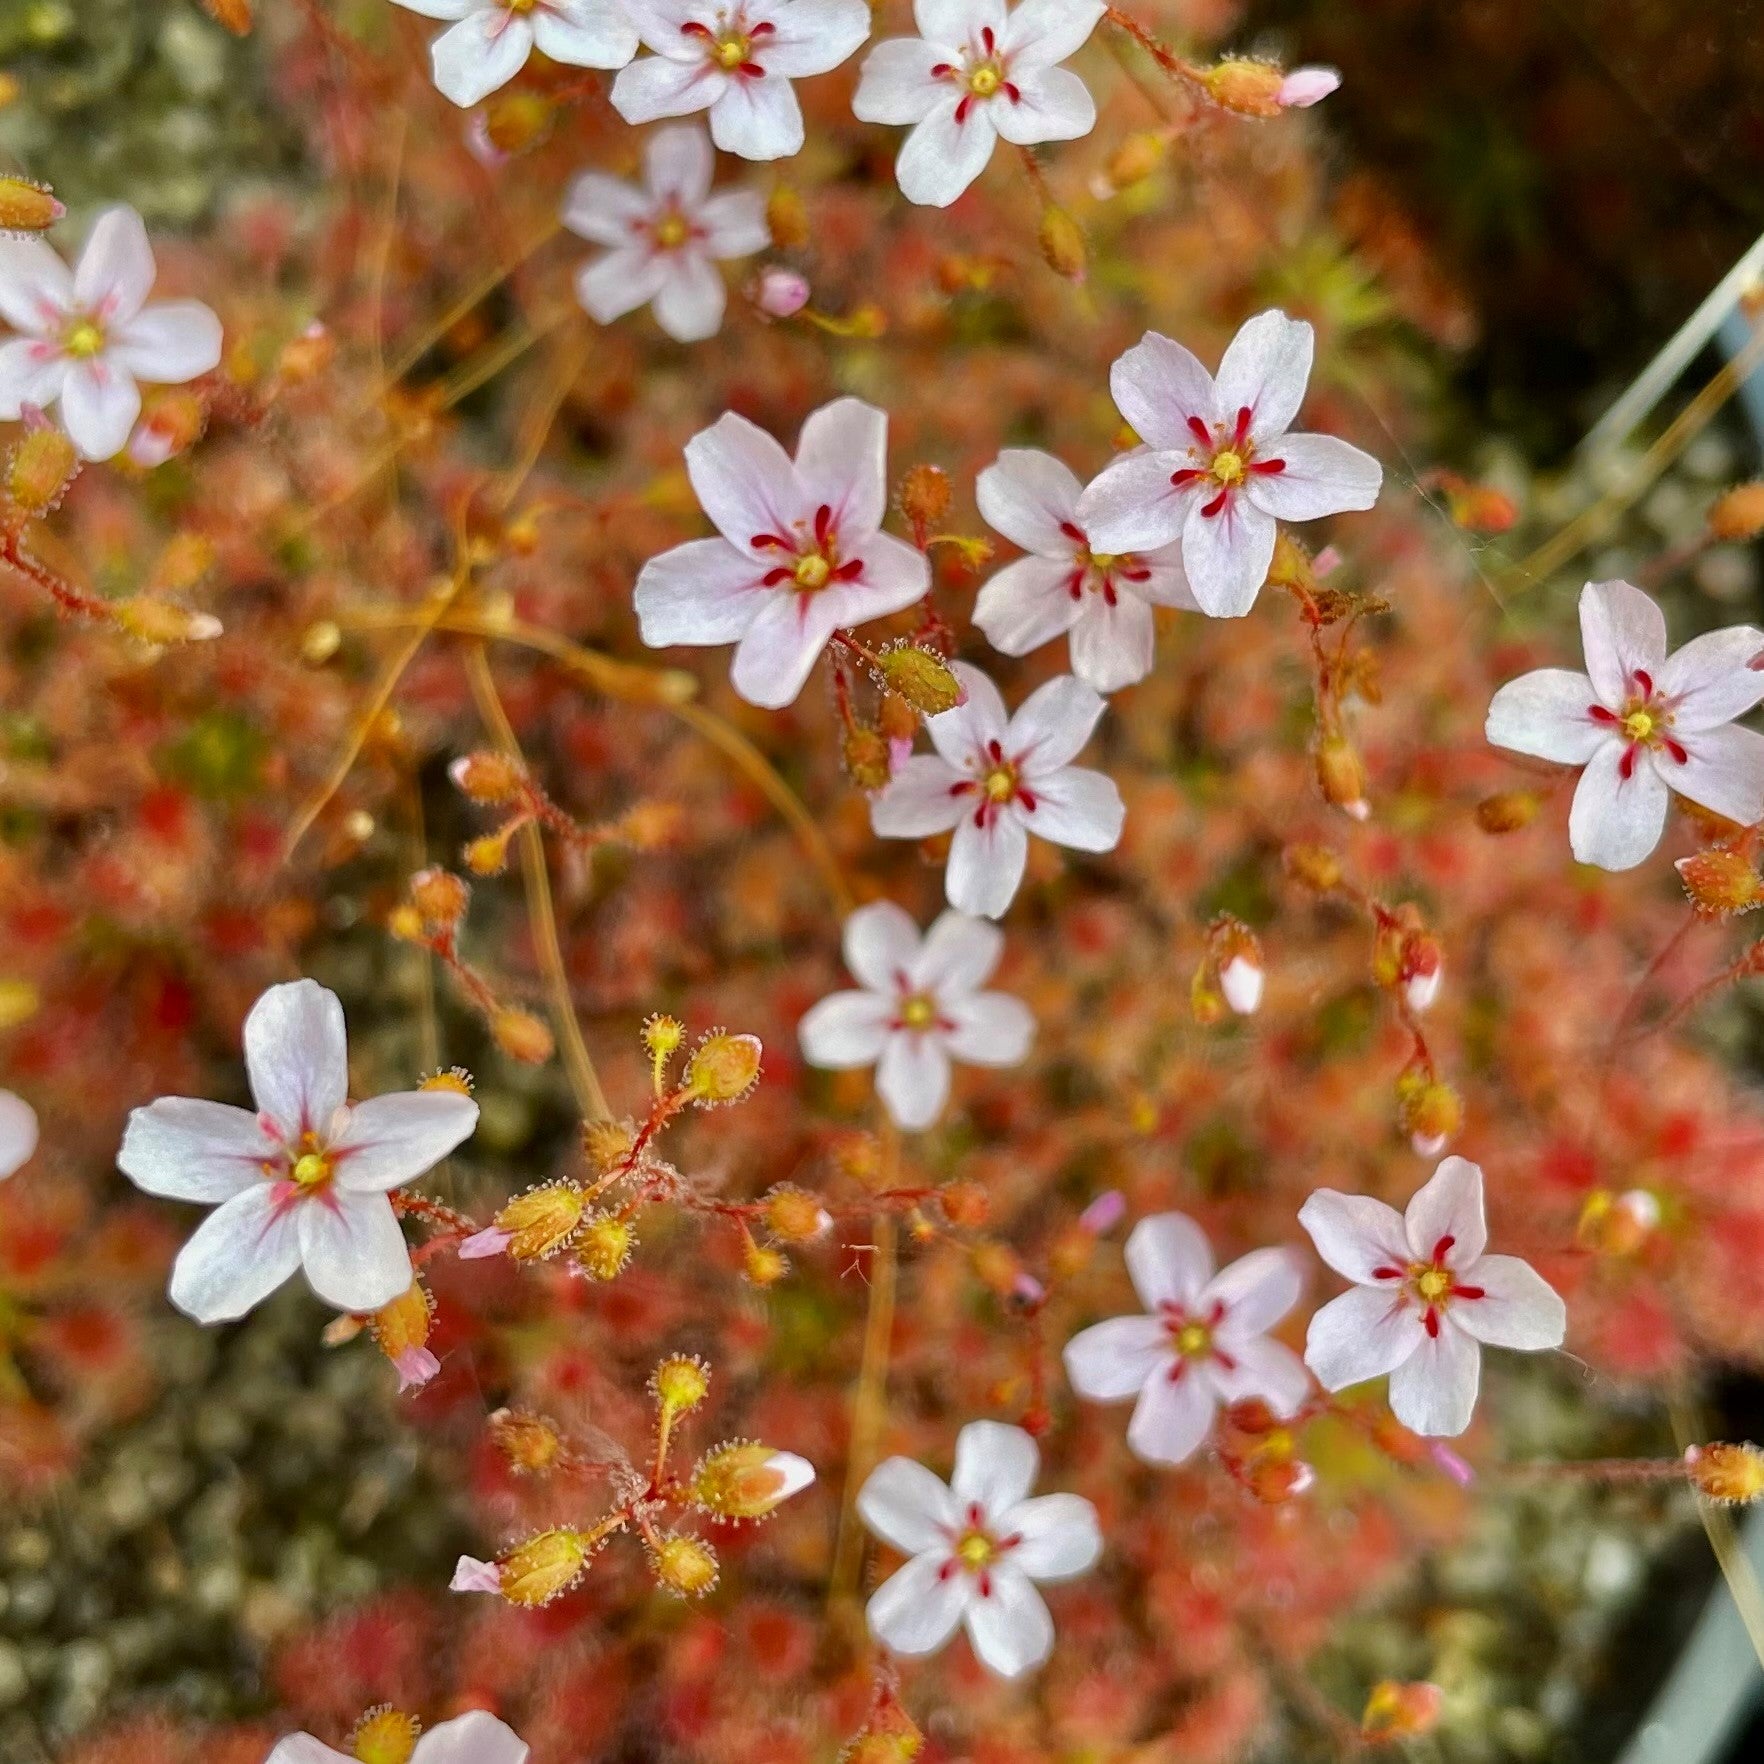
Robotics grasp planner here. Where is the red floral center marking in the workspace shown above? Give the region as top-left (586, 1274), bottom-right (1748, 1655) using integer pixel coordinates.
top-left (1158, 1298), bottom-right (1233, 1374)
top-left (1370, 1234), bottom-right (1485, 1337)
top-left (1058, 520), bottom-right (1152, 605)
top-left (683, 16), bottom-right (772, 76)
top-left (1587, 667), bottom-right (1687, 778)
top-left (1170, 405), bottom-right (1287, 517)
top-left (937, 1500), bottom-right (1023, 1598)
top-left (751, 502), bottom-right (865, 593)
top-left (949, 737), bottom-right (1037, 829)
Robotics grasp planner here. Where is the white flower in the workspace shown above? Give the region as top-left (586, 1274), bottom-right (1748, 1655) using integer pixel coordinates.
top-left (852, 0), bottom-right (1106, 208)
top-left (1063, 1213), bottom-right (1307, 1465)
top-left (871, 661), bottom-right (1124, 919)
top-left (1485, 579), bottom-right (1764, 871)
top-left (612, 0), bottom-right (872, 161)
top-left (1075, 310), bottom-right (1383, 618)
top-left (858, 1418), bottom-right (1100, 1677)
top-left (0, 1090), bottom-right (38, 1180)
top-left (563, 124), bottom-right (767, 343)
top-left (1297, 1156), bottom-right (1567, 1437)
top-left (391, 0), bottom-right (638, 109)
top-left (972, 448), bottom-right (1196, 692)
top-left (633, 396), bottom-right (929, 706)
top-left (0, 206), bottom-right (222, 462)
top-left (266, 1710), bottom-right (528, 1764)
top-left (797, 900), bottom-right (1033, 1130)
top-left (117, 980), bottom-right (479, 1324)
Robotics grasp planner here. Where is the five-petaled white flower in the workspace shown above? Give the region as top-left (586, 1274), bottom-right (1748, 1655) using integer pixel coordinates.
top-left (1298, 1156), bottom-right (1567, 1438)
top-left (564, 124), bottom-right (768, 343)
top-left (0, 206), bottom-right (222, 462)
top-left (0, 1090), bottom-right (38, 1180)
top-left (632, 396), bottom-right (929, 707)
top-left (973, 448), bottom-right (1196, 692)
top-left (613, 0), bottom-right (872, 161)
top-left (266, 1710), bottom-right (528, 1764)
top-left (117, 980), bottom-right (479, 1324)
top-left (797, 900), bottom-right (1033, 1130)
top-left (858, 1418), bottom-right (1100, 1678)
top-left (391, 0), bottom-right (638, 110)
top-left (852, 0), bottom-right (1106, 208)
top-left (871, 661), bottom-right (1124, 919)
top-left (1076, 310), bottom-right (1383, 618)
top-left (1063, 1213), bottom-right (1308, 1465)
top-left (1485, 578), bottom-right (1764, 871)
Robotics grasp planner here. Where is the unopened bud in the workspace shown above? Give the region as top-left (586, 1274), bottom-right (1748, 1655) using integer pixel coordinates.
top-left (1677, 846), bottom-right (1764, 917)
top-left (464, 828), bottom-right (516, 875)
top-left (200, 0), bottom-right (255, 34)
top-left (1037, 205), bottom-right (1087, 282)
top-left (764, 1185), bottom-right (833, 1243)
top-left (489, 1407), bottom-right (563, 1474)
top-left (683, 1030), bottom-right (762, 1104)
top-left (1203, 58), bottom-right (1287, 119)
top-left (277, 321), bottom-right (334, 384)
top-left (691, 1441), bottom-right (816, 1518)
top-left (576, 1211), bottom-right (635, 1280)
top-left (652, 1353), bottom-right (710, 1415)
top-left (1190, 965), bottom-right (1227, 1026)
top-left (1314, 732), bottom-right (1369, 818)
top-left (350, 1708), bottom-right (419, 1764)
top-left (409, 865), bottom-right (469, 926)
top-left (766, 185), bottom-right (809, 250)
top-left (1105, 131), bottom-right (1167, 190)
top-left (1708, 482), bottom-right (1764, 542)
top-left (450, 750), bottom-right (526, 803)
top-left (1476, 789), bottom-right (1540, 833)
top-left (128, 389), bottom-right (206, 468)
top-left (880, 645), bottom-right (963, 715)
top-left (1397, 1076), bottom-right (1462, 1155)
top-left (1284, 843), bottom-right (1344, 892)
top-left (370, 1280), bottom-right (438, 1393)
top-left (491, 1006), bottom-right (555, 1065)
top-left (642, 1013), bottom-right (685, 1065)
top-left (493, 1181), bottom-right (586, 1260)
top-left (1360, 1681), bottom-right (1444, 1743)
top-left (650, 1533), bottom-right (719, 1597)
top-left (6, 422), bottom-right (79, 515)
top-left (0, 176), bottom-right (64, 234)
top-left (971, 1239), bottom-right (1022, 1298)
top-left (1277, 66), bottom-right (1342, 109)
top-left (387, 901), bottom-right (428, 943)
top-left (114, 598), bottom-right (223, 645)
top-left (843, 724), bottom-right (893, 790)
top-left (743, 1233), bottom-right (790, 1286)
top-left (498, 1528), bottom-right (593, 1606)
top-left (753, 266), bottom-right (809, 317)
top-left (481, 91), bottom-right (556, 156)
top-left (939, 1180), bottom-right (989, 1228)
top-left (897, 462), bottom-right (951, 530)
top-left (1576, 1187), bottom-right (1660, 1257)
top-left (1212, 918), bottom-right (1264, 1015)
top-left (583, 1119), bottom-right (638, 1173)
top-left (1685, 1441), bottom-right (1764, 1505)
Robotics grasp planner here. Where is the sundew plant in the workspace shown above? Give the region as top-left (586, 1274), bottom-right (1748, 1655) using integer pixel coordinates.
top-left (3, 4), bottom-right (1764, 1763)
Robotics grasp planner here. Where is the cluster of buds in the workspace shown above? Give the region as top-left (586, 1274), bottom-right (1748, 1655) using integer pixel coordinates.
top-left (1395, 1056), bottom-right (1462, 1157)
top-left (1373, 904), bottom-right (1443, 1014)
top-left (1192, 916), bottom-right (1266, 1021)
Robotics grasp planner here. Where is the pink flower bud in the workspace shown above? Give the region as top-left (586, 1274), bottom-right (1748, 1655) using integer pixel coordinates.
top-left (393, 1346), bottom-right (442, 1392)
top-left (450, 1555), bottom-right (503, 1594)
top-left (1079, 1190), bottom-right (1126, 1234)
top-left (754, 267), bottom-right (810, 318)
top-left (1278, 66), bottom-right (1342, 109)
top-left (458, 1226), bottom-right (514, 1260)
top-left (1429, 1442), bottom-right (1475, 1486)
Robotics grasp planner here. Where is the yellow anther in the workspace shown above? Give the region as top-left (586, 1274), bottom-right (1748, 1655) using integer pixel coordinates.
top-left (898, 993), bottom-right (938, 1030)
top-left (794, 552), bottom-right (831, 589)
top-left (63, 319), bottom-right (105, 359)
top-left (1414, 1267), bottom-right (1450, 1302)
top-left (968, 65), bottom-right (1001, 97)
top-left (1211, 449), bottom-right (1246, 485)
top-left (653, 211), bottom-right (690, 250)
top-left (984, 765), bottom-right (1016, 802)
top-left (1175, 1322), bottom-right (1211, 1357)
top-left (713, 36), bottom-right (749, 68)
top-left (1622, 708), bottom-right (1657, 743)
top-left (292, 1151), bottom-right (332, 1188)
top-left (956, 1530), bottom-right (995, 1568)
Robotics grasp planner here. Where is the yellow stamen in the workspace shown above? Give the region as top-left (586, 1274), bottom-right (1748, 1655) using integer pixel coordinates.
top-left (1211, 449), bottom-right (1246, 486)
top-left (63, 318), bottom-right (105, 359)
top-left (794, 553), bottom-right (831, 589)
top-left (653, 212), bottom-right (690, 250)
top-left (1175, 1322), bottom-right (1211, 1357)
top-left (984, 764), bottom-right (1016, 802)
top-left (1414, 1267), bottom-right (1450, 1302)
top-left (714, 36), bottom-right (749, 68)
top-left (1622, 707), bottom-right (1657, 742)
top-left (956, 1529), bottom-right (994, 1568)
top-left (292, 1151), bottom-right (332, 1188)
top-left (898, 993), bottom-right (937, 1030)
top-left (968, 66), bottom-right (1001, 97)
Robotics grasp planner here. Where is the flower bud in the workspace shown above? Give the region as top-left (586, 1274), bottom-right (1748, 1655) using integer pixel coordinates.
top-left (370, 1280), bottom-right (439, 1393)
top-left (766, 185), bottom-right (809, 250)
top-left (1576, 1187), bottom-right (1660, 1257)
top-left (350, 1707), bottom-right (419, 1764)
top-left (278, 321), bottom-right (334, 384)
top-left (897, 461), bottom-right (951, 530)
top-left (449, 750), bottom-right (526, 803)
top-left (576, 1211), bottom-right (636, 1280)
top-left (420, 1067), bottom-right (474, 1097)
top-left (1360, 1681), bottom-right (1444, 1743)
top-left (489, 1407), bottom-right (563, 1475)
top-left (1212, 919), bottom-right (1264, 1015)
top-left (1708, 482), bottom-right (1764, 542)
top-left (409, 866), bottom-right (469, 926)
top-left (1685, 1441), bottom-right (1764, 1505)
top-left (1277, 66), bottom-right (1342, 109)
top-left (481, 91), bottom-right (556, 156)
top-left (753, 266), bottom-right (810, 317)
top-left (764, 1184), bottom-right (833, 1243)
top-left (1105, 131), bottom-right (1167, 190)
top-left (493, 1181), bottom-right (586, 1260)
top-left (6, 422), bottom-right (79, 515)
top-left (843, 724), bottom-right (893, 790)
top-left (743, 1233), bottom-right (790, 1286)
top-left (939, 1180), bottom-right (990, 1228)
top-left (1241, 1450), bottom-right (1316, 1504)
top-left (683, 1030), bottom-right (762, 1104)
top-left (643, 1012), bottom-right (685, 1065)
top-left (1189, 965), bottom-right (1226, 1025)
top-left (1203, 58), bottom-right (1287, 119)
top-left (465, 826), bottom-right (514, 873)
top-left (691, 1441), bottom-right (816, 1518)
top-left (1283, 842), bottom-right (1344, 892)
top-left (840, 1711), bottom-right (923, 1764)
top-left (0, 176), bottom-right (65, 234)
top-left (1677, 846), bottom-right (1764, 917)
top-left (491, 1006), bottom-right (554, 1064)
top-left (650, 1533), bottom-right (719, 1597)
top-left (1314, 732), bottom-right (1369, 818)
top-left (498, 1528), bottom-right (593, 1606)
top-left (200, 0), bottom-right (255, 33)
top-left (1476, 789), bottom-right (1540, 833)
top-left (880, 645), bottom-right (964, 716)
top-left (1037, 205), bottom-right (1087, 282)
top-left (128, 389), bottom-right (207, 468)
top-left (583, 1118), bottom-right (638, 1173)
top-left (1397, 1070), bottom-right (1461, 1154)
top-left (652, 1353), bottom-right (710, 1416)
top-left (114, 598), bottom-right (223, 645)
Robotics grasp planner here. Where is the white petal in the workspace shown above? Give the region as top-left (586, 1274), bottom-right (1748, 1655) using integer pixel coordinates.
top-left (1126, 1362), bottom-right (1218, 1464)
top-left (1076, 449), bottom-right (1193, 555)
top-left (1241, 431), bottom-right (1382, 522)
top-left (331, 1090), bottom-right (478, 1192)
top-left (575, 243), bottom-right (671, 322)
top-left (59, 359), bottom-right (141, 462)
top-left (1003, 0), bottom-right (1106, 64)
top-left (411, 1710), bottom-right (531, 1764)
top-left (387, 0), bottom-right (475, 15)
top-left (1579, 579), bottom-right (1666, 708)
top-left (728, 587), bottom-right (843, 706)
top-left (530, 0), bottom-right (640, 69)
top-left (1452, 1255), bottom-right (1566, 1351)
top-left (0, 234), bottom-right (73, 333)
top-left (683, 408), bottom-right (803, 553)
top-left (1484, 669), bottom-right (1607, 765)
top-left (1125, 1212), bottom-right (1214, 1308)
top-left (798, 991), bottom-right (893, 1068)
top-left (620, 0), bottom-right (710, 54)
top-left (697, 189), bottom-right (769, 256)
top-left (1107, 331), bottom-right (1218, 448)
top-left (853, 38), bottom-right (952, 126)
top-left (795, 396), bottom-right (889, 538)
top-left (431, 12), bottom-right (534, 107)
top-left (907, 908), bottom-right (1002, 993)
top-left (709, 68), bottom-right (804, 161)
top-left (915, 0), bottom-right (1005, 44)
top-left (858, 1454), bottom-right (960, 1552)
top-left (1296, 1188), bottom-right (1409, 1283)
top-left (634, 537), bottom-right (768, 646)
top-left (1666, 723), bottom-right (1764, 827)
top-left (1069, 593), bottom-right (1155, 693)
top-left (1303, 1286), bottom-right (1425, 1391)
top-left (562, 172), bottom-right (652, 246)
top-left (927, 660), bottom-right (1011, 764)
top-left (1132, 546), bottom-right (1197, 609)
top-left (1568, 740), bottom-right (1668, 870)
top-left (0, 337), bottom-right (67, 418)
top-left (843, 897), bottom-right (924, 988)
top-left (1000, 1492), bottom-right (1100, 1581)
top-left (1387, 1320), bottom-right (1480, 1436)
top-left (263, 1738), bottom-right (353, 1764)
top-left (244, 979), bottom-right (349, 1141)
top-left (870, 754), bottom-right (969, 837)
top-left (652, 252), bottom-right (727, 341)
top-left (964, 1564), bottom-right (1054, 1678)
top-left (1181, 492), bottom-right (1276, 618)
top-left (942, 991), bottom-right (1033, 1065)
top-left (1213, 309), bottom-right (1313, 443)
top-left (297, 1191), bottom-right (411, 1312)
top-left (945, 812), bottom-right (1028, 919)
top-left (974, 557), bottom-right (1083, 659)
top-left (977, 449), bottom-right (1083, 554)
top-left (1403, 1156), bottom-right (1487, 1266)
top-left (1657, 625), bottom-right (1764, 732)
top-left (951, 1418), bottom-right (1039, 1516)
top-left (1062, 1315), bottom-right (1169, 1400)
top-left (1208, 1336), bottom-right (1311, 1418)
top-left (839, 530), bottom-right (931, 617)
top-left (110, 300), bottom-right (223, 385)
top-left (1020, 765), bottom-right (1123, 852)
top-left (896, 98), bottom-right (998, 207)
top-left (168, 1184), bottom-right (302, 1323)
top-left (756, 0), bottom-right (871, 75)
top-left (876, 1030), bottom-right (952, 1129)
top-left (866, 1550), bottom-right (969, 1657)
top-left (118, 1097), bottom-right (275, 1202)
top-left (990, 66), bottom-right (1095, 146)
top-left (612, 53), bottom-right (723, 125)
top-left (1010, 673), bottom-right (1106, 772)
top-left (0, 1091), bottom-right (38, 1180)
top-left (73, 207), bottom-right (156, 324)
top-left (1204, 1245), bottom-right (1304, 1336)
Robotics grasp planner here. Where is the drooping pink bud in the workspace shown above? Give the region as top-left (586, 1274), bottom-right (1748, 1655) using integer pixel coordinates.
top-left (754, 267), bottom-right (810, 318)
top-left (1079, 1190), bottom-right (1126, 1234)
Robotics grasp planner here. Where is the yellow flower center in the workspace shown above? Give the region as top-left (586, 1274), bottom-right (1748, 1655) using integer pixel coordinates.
top-left (1621, 706), bottom-right (1657, 743)
top-left (955, 1529), bottom-right (996, 1569)
top-left (505, 0), bottom-right (538, 13)
top-left (1211, 449), bottom-right (1246, 486)
top-left (898, 992), bottom-right (938, 1030)
top-left (1174, 1321), bottom-right (1212, 1357)
top-left (351, 1708), bottom-right (420, 1764)
top-left (63, 317), bottom-right (105, 359)
top-left (1413, 1266), bottom-right (1450, 1303)
top-left (291, 1146), bottom-right (333, 1188)
top-left (794, 552), bottom-right (832, 590)
top-left (713, 34), bottom-right (750, 68)
top-left (968, 64), bottom-right (1001, 97)
top-left (653, 211), bottom-right (691, 250)
top-left (983, 762), bottom-right (1017, 803)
